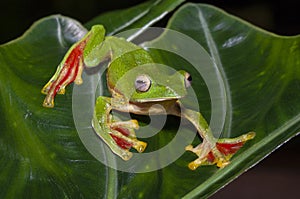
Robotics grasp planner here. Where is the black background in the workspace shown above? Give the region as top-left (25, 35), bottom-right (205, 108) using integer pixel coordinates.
top-left (0, 0), bottom-right (299, 198)
top-left (1, 0), bottom-right (299, 43)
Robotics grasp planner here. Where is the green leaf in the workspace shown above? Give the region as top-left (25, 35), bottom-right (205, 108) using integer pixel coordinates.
top-left (0, 15), bottom-right (107, 199)
top-left (144, 3), bottom-right (300, 198)
top-left (0, 0), bottom-right (185, 198)
top-left (0, 1), bottom-right (299, 199)
top-left (85, 0), bottom-right (185, 35)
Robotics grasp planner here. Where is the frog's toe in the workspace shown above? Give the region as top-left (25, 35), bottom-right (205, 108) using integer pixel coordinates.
top-left (120, 151), bottom-right (133, 161)
top-left (57, 87), bottom-right (66, 94)
top-left (41, 81), bottom-right (53, 94)
top-left (132, 141), bottom-right (147, 153)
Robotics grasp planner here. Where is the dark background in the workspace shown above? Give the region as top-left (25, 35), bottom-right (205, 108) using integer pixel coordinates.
top-left (1, 0), bottom-right (299, 44)
top-left (1, 0), bottom-right (299, 198)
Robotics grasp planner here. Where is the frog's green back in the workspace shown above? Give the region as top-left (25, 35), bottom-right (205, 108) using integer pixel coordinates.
top-left (108, 49), bottom-right (153, 81)
top-left (84, 34), bottom-right (141, 67)
top-left (107, 47), bottom-right (154, 97)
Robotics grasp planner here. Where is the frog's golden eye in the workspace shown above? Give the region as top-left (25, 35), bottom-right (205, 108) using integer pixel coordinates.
top-left (135, 74), bottom-right (151, 92)
top-left (184, 72), bottom-right (192, 88)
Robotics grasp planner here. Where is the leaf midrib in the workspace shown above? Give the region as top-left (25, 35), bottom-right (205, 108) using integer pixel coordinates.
top-left (196, 5), bottom-right (233, 135)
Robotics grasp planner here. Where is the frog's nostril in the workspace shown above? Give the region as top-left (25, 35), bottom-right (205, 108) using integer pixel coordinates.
top-left (184, 72), bottom-right (192, 88)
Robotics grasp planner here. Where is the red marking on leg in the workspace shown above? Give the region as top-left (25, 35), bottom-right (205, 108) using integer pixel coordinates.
top-left (43, 37), bottom-right (89, 107)
top-left (50, 42), bottom-right (85, 97)
top-left (206, 152), bottom-right (215, 163)
top-left (216, 142), bottom-right (244, 156)
top-left (112, 127), bottom-right (130, 136)
top-left (110, 134), bottom-right (133, 149)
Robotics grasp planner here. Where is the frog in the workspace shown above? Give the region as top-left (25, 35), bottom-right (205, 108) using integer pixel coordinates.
top-left (41, 25), bottom-right (255, 170)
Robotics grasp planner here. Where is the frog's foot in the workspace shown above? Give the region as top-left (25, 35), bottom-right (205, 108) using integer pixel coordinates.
top-left (185, 132), bottom-right (255, 170)
top-left (110, 119), bottom-right (147, 154)
top-left (97, 118), bottom-right (147, 161)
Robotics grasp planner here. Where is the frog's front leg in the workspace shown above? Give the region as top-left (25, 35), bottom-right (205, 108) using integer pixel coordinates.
top-left (41, 25), bottom-right (107, 108)
top-left (41, 36), bottom-right (87, 107)
top-left (92, 96), bottom-right (147, 160)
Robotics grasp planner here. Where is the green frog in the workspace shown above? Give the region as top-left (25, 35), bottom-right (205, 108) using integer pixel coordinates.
top-left (42, 25), bottom-right (255, 170)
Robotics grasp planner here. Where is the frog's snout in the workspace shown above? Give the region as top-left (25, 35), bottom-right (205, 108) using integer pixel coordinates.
top-left (177, 70), bottom-right (192, 88)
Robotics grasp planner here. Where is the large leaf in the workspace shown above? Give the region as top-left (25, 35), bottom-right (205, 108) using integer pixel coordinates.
top-left (0, 1), bottom-right (299, 199)
top-left (156, 4), bottom-right (300, 198)
top-left (108, 3), bottom-right (300, 198)
top-left (0, 0), bottom-right (184, 198)
top-left (0, 15), bottom-right (106, 199)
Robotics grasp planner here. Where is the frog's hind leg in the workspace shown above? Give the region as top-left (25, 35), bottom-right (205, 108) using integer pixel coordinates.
top-left (92, 96), bottom-right (147, 160)
top-left (185, 132), bottom-right (255, 170)
top-left (175, 104), bottom-right (255, 170)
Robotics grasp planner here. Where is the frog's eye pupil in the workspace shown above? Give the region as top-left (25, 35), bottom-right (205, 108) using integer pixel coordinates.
top-left (184, 72), bottom-right (192, 88)
top-left (135, 75), bottom-right (151, 92)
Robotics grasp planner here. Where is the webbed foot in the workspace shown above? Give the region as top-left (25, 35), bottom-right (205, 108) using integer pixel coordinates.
top-left (109, 118), bottom-right (147, 160)
top-left (185, 132), bottom-right (255, 170)
top-left (92, 97), bottom-right (147, 161)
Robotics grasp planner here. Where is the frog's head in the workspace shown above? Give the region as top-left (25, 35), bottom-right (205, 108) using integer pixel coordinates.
top-left (110, 62), bottom-right (192, 103)
top-left (107, 48), bottom-right (192, 103)
top-left (130, 69), bottom-right (192, 102)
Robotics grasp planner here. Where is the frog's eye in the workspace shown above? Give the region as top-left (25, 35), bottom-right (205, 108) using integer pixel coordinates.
top-left (135, 74), bottom-right (151, 92)
top-left (184, 72), bottom-right (192, 88)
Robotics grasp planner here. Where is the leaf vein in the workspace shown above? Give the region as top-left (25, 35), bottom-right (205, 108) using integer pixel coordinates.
top-left (197, 7), bottom-right (233, 135)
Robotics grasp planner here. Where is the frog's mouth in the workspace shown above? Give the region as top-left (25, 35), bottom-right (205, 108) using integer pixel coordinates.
top-left (131, 96), bottom-right (182, 103)
top-left (127, 99), bottom-right (181, 115)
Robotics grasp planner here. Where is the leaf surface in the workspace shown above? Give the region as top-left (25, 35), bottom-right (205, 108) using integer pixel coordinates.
top-left (0, 2), bottom-right (299, 199)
